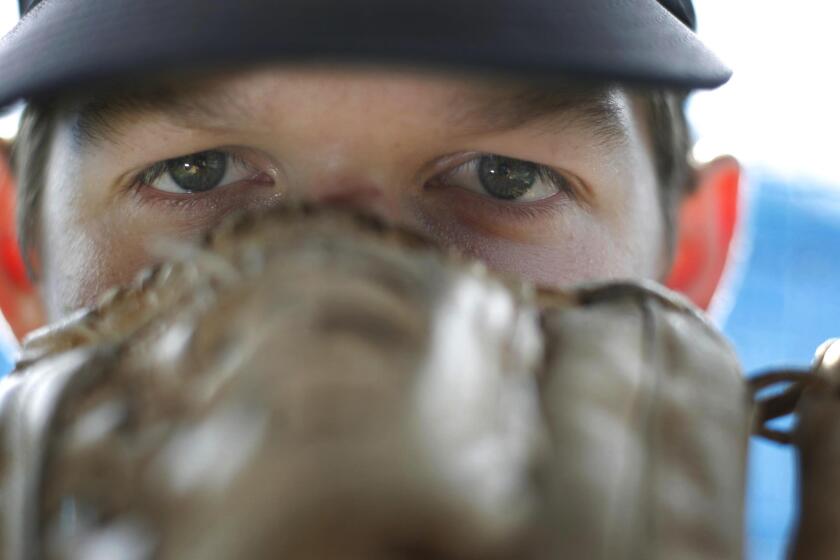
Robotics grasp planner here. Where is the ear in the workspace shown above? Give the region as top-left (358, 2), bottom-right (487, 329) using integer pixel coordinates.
top-left (665, 156), bottom-right (742, 310)
top-left (0, 140), bottom-right (45, 340)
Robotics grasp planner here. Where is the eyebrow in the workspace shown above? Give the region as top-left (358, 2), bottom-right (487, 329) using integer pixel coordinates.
top-left (70, 81), bottom-right (629, 150)
top-left (71, 84), bottom-right (252, 147)
top-left (452, 83), bottom-right (629, 145)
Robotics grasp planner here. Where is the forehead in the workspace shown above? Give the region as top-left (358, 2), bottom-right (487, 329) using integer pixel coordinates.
top-left (65, 65), bottom-right (633, 148)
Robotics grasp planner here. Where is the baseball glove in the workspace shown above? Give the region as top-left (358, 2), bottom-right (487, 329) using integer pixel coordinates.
top-left (752, 339), bottom-right (840, 560)
top-left (0, 206), bottom-right (749, 559)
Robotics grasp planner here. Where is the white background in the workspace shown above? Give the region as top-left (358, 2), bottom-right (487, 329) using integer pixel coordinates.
top-left (689, 1), bottom-right (840, 186)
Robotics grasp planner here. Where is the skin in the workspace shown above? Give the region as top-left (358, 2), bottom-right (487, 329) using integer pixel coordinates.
top-left (35, 65), bottom-right (666, 321)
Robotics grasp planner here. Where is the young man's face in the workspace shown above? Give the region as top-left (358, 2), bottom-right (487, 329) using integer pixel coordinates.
top-left (36, 66), bottom-right (666, 319)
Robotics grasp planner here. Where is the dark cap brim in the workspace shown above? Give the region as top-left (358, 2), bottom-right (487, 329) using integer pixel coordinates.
top-left (0, 0), bottom-right (731, 109)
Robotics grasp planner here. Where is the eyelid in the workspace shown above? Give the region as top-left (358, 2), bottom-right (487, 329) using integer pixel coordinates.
top-left (129, 148), bottom-right (274, 193)
top-left (432, 153), bottom-right (580, 203)
top-left (132, 160), bottom-right (166, 187)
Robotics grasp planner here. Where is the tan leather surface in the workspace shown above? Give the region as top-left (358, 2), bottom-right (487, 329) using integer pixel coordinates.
top-left (538, 283), bottom-right (749, 560)
top-left (0, 207), bottom-right (750, 559)
top-left (786, 339), bottom-right (840, 560)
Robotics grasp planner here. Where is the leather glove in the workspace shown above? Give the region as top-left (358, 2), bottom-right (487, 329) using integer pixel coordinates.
top-left (753, 338), bottom-right (840, 560)
top-left (0, 206), bottom-right (749, 559)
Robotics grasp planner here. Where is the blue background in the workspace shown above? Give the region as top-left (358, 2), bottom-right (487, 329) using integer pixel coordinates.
top-left (1, 170), bottom-right (837, 558)
top-left (723, 171), bottom-right (840, 559)
top-left (0, 345), bottom-right (10, 374)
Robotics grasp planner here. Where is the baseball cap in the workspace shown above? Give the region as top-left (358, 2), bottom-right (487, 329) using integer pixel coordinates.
top-left (0, 0), bottom-right (729, 110)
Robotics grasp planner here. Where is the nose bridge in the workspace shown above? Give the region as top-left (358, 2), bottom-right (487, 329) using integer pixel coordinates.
top-left (270, 81), bottom-right (426, 221)
top-left (285, 133), bottom-right (412, 220)
top-left (254, 72), bottom-right (444, 221)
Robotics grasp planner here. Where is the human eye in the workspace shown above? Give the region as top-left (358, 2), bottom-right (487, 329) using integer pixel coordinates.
top-left (133, 149), bottom-right (272, 195)
top-left (432, 154), bottom-right (575, 203)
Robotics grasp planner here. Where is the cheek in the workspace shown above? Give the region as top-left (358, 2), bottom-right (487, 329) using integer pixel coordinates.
top-left (487, 223), bottom-right (662, 290)
top-left (412, 203), bottom-right (651, 290)
top-left (453, 221), bottom-right (650, 289)
top-left (608, 154), bottom-right (668, 281)
top-left (39, 156), bottom-right (163, 318)
top-left (414, 181), bottom-right (664, 290)
top-left (40, 197), bottom-right (153, 318)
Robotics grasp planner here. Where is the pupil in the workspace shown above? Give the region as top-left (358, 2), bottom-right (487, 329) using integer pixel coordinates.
top-left (478, 156), bottom-right (537, 200)
top-left (167, 151), bottom-right (227, 192)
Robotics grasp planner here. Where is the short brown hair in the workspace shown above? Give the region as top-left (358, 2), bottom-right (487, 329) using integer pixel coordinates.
top-left (11, 89), bottom-right (695, 280)
top-left (10, 100), bottom-right (55, 278)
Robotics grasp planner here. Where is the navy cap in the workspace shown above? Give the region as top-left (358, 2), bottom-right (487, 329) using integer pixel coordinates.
top-left (0, 0), bottom-right (729, 109)
top-left (658, 0), bottom-right (697, 30)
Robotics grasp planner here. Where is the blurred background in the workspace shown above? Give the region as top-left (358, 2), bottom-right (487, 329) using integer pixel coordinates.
top-left (689, 2), bottom-right (840, 559)
top-left (0, 2), bottom-right (838, 558)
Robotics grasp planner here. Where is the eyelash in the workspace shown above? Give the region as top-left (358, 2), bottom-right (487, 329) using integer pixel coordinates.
top-left (132, 152), bottom-right (251, 188)
top-left (126, 150), bottom-right (579, 220)
top-left (430, 156), bottom-right (579, 219)
top-left (535, 167), bottom-right (575, 197)
top-left (442, 158), bottom-right (574, 195)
